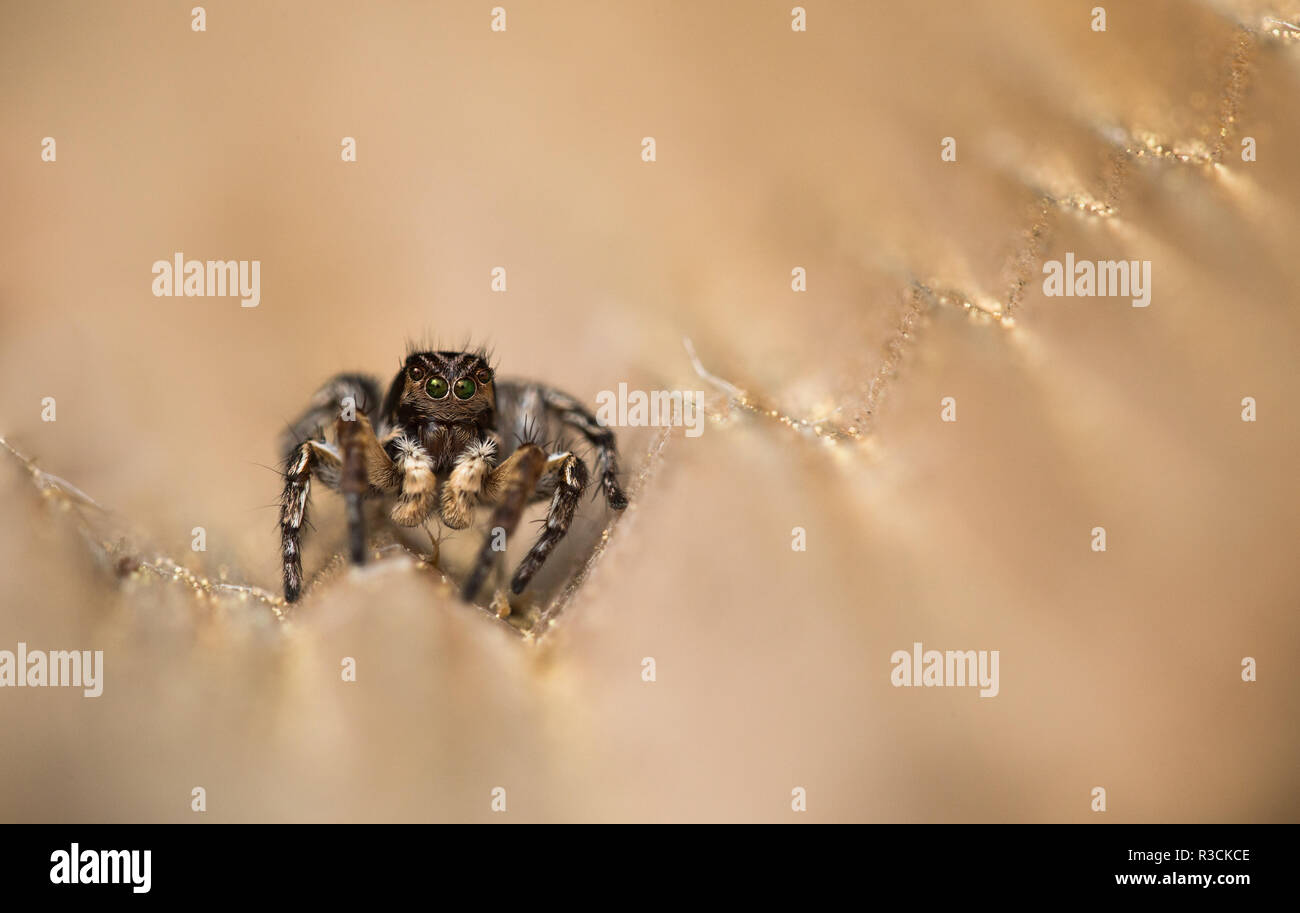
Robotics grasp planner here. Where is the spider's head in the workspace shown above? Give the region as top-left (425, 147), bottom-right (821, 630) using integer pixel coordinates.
top-left (390, 349), bottom-right (496, 428)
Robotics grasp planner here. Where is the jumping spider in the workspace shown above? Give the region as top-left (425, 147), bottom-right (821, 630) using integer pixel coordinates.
top-left (278, 348), bottom-right (628, 606)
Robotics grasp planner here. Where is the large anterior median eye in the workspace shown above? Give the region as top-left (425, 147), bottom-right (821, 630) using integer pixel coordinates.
top-left (453, 378), bottom-right (477, 400)
top-left (426, 376), bottom-right (449, 399)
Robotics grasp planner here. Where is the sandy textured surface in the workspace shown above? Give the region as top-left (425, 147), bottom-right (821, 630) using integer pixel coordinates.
top-left (1, 1), bottom-right (1297, 821)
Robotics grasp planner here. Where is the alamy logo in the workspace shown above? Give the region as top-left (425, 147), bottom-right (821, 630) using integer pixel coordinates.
top-left (1042, 252), bottom-right (1151, 307)
top-left (595, 383), bottom-right (705, 437)
top-left (151, 252), bottom-right (261, 307)
top-left (890, 642), bottom-right (999, 698)
top-left (0, 643), bottom-right (103, 697)
top-left (50, 844), bottom-right (150, 893)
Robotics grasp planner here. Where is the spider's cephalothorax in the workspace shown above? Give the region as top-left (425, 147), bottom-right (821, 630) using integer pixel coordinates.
top-left (278, 348), bottom-right (628, 605)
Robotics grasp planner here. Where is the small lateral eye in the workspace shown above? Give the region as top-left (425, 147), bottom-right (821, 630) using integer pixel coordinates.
top-left (453, 378), bottom-right (477, 400)
top-left (426, 376), bottom-right (449, 399)
top-left (408, 365), bottom-right (425, 381)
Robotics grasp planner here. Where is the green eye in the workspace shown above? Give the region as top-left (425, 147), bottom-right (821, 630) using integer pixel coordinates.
top-left (426, 376), bottom-right (449, 399)
top-left (453, 378), bottom-right (477, 400)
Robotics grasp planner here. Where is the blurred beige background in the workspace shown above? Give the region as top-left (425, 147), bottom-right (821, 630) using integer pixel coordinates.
top-left (1, 0), bottom-right (1297, 821)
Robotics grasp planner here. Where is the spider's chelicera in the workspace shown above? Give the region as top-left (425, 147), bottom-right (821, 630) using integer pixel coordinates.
top-left (278, 348), bottom-right (628, 605)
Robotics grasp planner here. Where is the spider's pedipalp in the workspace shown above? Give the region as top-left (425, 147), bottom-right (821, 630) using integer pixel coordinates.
top-left (389, 433), bottom-right (438, 527)
top-left (439, 437), bottom-right (498, 530)
top-left (337, 415), bottom-right (370, 564)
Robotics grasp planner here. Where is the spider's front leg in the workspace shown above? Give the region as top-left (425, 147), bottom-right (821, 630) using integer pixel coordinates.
top-left (337, 413), bottom-right (403, 563)
top-left (438, 438), bottom-right (501, 531)
top-left (508, 451), bottom-right (588, 595)
top-left (459, 447), bottom-right (590, 603)
top-left (387, 434), bottom-right (438, 529)
top-left (280, 414), bottom-right (412, 604)
top-left (280, 438), bottom-right (342, 603)
top-left (458, 442), bottom-right (549, 602)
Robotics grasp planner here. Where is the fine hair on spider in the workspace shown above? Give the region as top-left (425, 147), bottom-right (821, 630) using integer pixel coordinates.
top-left (277, 343), bottom-right (629, 606)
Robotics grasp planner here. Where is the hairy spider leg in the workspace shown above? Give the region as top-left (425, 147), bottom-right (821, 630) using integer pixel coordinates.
top-left (540, 388), bottom-right (629, 510)
top-left (460, 443), bottom-right (547, 601)
top-left (279, 439), bottom-right (341, 603)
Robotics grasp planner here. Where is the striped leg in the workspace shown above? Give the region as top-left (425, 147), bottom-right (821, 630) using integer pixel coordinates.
top-left (281, 415), bottom-right (408, 603)
top-left (279, 439), bottom-right (341, 603)
top-left (509, 452), bottom-right (589, 594)
top-left (542, 389), bottom-right (628, 509)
